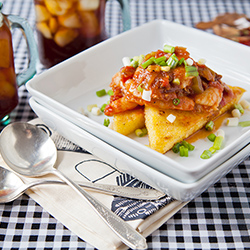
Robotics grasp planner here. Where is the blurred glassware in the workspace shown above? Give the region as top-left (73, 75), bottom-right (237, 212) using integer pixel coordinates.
top-left (0, 2), bottom-right (38, 125)
top-left (34, 0), bottom-right (131, 68)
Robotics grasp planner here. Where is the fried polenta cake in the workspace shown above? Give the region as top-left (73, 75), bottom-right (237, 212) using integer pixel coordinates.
top-left (144, 86), bottom-right (245, 153)
top-left (112, 107), bottom-right (145, 135)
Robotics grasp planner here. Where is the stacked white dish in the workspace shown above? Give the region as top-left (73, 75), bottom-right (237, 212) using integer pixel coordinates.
top-left (27, 20), bottom-right (250, 201)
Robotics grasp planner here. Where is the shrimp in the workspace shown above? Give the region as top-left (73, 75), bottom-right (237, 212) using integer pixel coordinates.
top-left (194, 87), bottom-right (223, 110)
top-left (104, 96), bottom-right (138, 116)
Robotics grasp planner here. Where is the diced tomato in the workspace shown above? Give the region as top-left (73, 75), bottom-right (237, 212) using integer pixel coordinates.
top-left (120, 66), bottom-right (136, 82)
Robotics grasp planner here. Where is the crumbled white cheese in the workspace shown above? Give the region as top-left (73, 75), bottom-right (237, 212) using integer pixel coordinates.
top-left (167, 114), bottom-right (176, 123)
top-left (142, 89), bottom-right (152, 102)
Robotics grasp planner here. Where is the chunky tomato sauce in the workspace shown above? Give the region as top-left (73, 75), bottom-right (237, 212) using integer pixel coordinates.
top-left (104, 46), bottom-right (234, 116)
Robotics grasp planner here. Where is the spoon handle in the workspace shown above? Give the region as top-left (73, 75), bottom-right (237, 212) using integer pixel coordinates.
top-left (52, 169), bottom-right (147, 250)
top-left (21, 178), bottom-right (164, 200)
top-left (25, 179), bottom-right (165, 200)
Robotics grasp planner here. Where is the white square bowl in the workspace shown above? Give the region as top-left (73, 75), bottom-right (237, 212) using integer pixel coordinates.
top-left (27, 20), bottom-right (250, 184)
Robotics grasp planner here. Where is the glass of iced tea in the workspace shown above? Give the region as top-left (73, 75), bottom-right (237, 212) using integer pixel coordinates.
top-left (0, 2), bottom-right (38, 124)
top-left (34, 0), bottom-right (131, 68)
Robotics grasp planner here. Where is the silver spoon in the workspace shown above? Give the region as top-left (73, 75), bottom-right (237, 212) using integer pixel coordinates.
top-left (0, 122), bottom-right (147, 249)
top-left (0, 166), bottom-right (165, 202)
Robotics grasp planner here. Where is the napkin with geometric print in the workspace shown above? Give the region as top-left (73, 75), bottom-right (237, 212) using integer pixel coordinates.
top-left (1, 119), bottom-right (187, 250)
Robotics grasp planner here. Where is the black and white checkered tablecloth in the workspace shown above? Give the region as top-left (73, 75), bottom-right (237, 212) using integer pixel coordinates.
top-left (0, 0), bottom-right (250, 249)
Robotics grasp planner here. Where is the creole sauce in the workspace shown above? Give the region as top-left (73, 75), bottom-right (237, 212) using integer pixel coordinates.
top-left (186, 111), bottom-right (231, 144)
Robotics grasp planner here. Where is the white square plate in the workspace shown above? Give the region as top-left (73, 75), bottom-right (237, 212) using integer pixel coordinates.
top-left (29, 97), bottom-right (250, 201)
top-left (27, 20), bottom-right (250, 184)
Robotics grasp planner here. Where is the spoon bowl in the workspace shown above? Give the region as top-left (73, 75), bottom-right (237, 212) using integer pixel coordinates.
top-left (0, 122), bottom-right (56, 176)
top-left (0, 122), bottom-right (147, 249)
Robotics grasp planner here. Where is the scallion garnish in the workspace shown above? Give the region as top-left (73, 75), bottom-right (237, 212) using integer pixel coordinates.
top-left (172, 141), bottom-right (195, 156)
top-left (100, 103), bottom-right (107, 112)
top-left (87, 104), bottom-right (97, 112)
top-left (212, 135), bottom-right (224, 150)
top-left (207, 133), bottom-right (216, 142)
top-left (107, 89), bottom-right (113, 96)
top-left (154, 56), bottom-right (167, 64)
top-left (234, 103), bottom-right (244, 114)
top-left (179, 145), bottom-right (188, 157)
top-left (141, 57), bottom-right (155, 69)
top-left (138, 54), bottom-right (145, 65)
top-left (173, 98), bottom-right (180, 106)
top-left (200, 150), bottom-right (212, 159)
top-left (135, 128), bottom-right (148, 137)
top-left (205, 121), bottom-right (214, 131)
top-left (182, 140), bottom-right (195, 151)
top-left (163, 44), bottom-right (175, 53)
top-left (172, 142), bottom-right (181, 153)
top-left (239, 121), bottom-right (250, 127)
top-left (178, 58), bottom-right (185, 66)
top-left (166, 53), bottom-right (179, 69)
top-left (137, 84), bottom-right (143, 92)
top-left (103, 118), bottom-right (110, 127)
top-left (96, 89), bottom-right (107, 97)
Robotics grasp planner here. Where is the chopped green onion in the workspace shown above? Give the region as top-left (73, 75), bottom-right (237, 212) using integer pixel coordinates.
top-left (205, 121), bottom-right (214, 131)
top-left (213, 136), bottom-right (223, 150)
top-left (103, 118), bottom-right (110, 127)
top-left (172, 78), bottom-right (180, 85)
top-left (137, 84), bottom-right (143, 92)
top-left (182, 140), bottom-right (195, 151)
top-left (158, 61), bottom-right (168, 66)
top-left (96, 89), bottom-right (106, 97)
top-left (141, 57), bottom-right (155, 69)
top-left (179, 145), bottom-right (188, 157)
top-left (207, 133), bottom-right (216, 142)
top-left (135, 128), bottom-right (147, 137)
top-left (107, 89), bottom-right (113, 96)
top-left (239, 99), bottom-right (250, 110)
top-left (209, 147), bottom-right (217, 154)
top-left (154, 56), bottom-right (167, 64)
top-left (163, 44), bottom-right (175, 53)
top-left (87, 104), bottom-right (97, 112)
top-left (100, 103), bottom-right (107, 112)
top-left (200, 150), bottom-right (212, 159)
top-left (231, 108), bottom-right (241, 118)
top-left (167, 53), bottom-right (179, 69)
top-left (138, 54), bottom-right (145, 65)
top-left (130, 60), bottom-right (138, 68)
top-left (178, 58), bottom-right (185, 66)
top-left (172, 142), bottom-right (181, 153)
top-left (91, 107), bottom-right (101, 116)
top-left (173, 98), bottom-right (180, 106)
top-left (185, 66), bottom-right (198, 77)
top-left (234, 103), bottom-right (244, 114)
top-left (239, 121), bottom-right (250, 127)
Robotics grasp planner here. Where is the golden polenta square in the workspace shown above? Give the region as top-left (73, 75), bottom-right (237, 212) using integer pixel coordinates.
top-left (145, 86), bottom-right (245, 154)
top-left (112, 107), bottom-right (145, 135)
